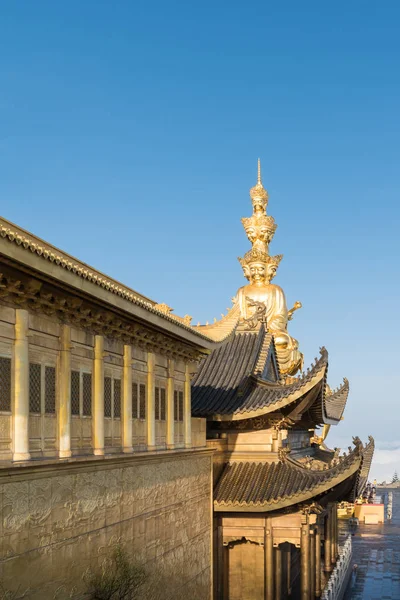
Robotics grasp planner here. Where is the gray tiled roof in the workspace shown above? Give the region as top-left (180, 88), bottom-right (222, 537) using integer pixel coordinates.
top-left (191, 328), bottom-right (328, 418)
top-left (214, 445), bottom-right (363, 509)
top-left (191, 329), bottom-right (265, 416)
top-left (324, 378), bottom-right (349, 423)
top-left (355, 436), bottom-right (375, 498)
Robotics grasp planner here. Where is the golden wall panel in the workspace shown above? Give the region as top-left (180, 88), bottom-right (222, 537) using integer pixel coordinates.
top-left (0, 305), bottom-right (16, 325)
top-left (132, 419), bottom-right (146, 450)
top-left (174, 422), bottom-right (184, 446)
top-left (132, 346), bottom-right (147, 363)
top-left (29, 415), bottom-right (41, 438)
top-left (104, 337), bottom-right (124, 356)
top-left (0, 415), bottom-right (11, 458)
top-left (70, 327), bottom-right (94, 347)
top-left (28, 313), bottom-right (60, 337)
top-left (44, 415), bottom-right (56, 438)
top-left (0, 322), bottom-right (15, 341)
top-left (191, 417), bottom-right (206, 448)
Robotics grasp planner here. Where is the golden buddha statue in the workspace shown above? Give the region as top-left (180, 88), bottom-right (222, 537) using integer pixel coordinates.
top-left (235, 160), bottom-right (303, 375)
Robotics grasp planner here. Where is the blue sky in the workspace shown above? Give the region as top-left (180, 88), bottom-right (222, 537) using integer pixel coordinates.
top-left (1, 1), bottom-right (399, 480)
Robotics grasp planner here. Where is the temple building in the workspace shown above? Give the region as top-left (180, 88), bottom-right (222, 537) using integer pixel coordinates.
top-left (192, 161), bottom-right (374, 600)
top-left (0, 161), bottom-right (373, 599)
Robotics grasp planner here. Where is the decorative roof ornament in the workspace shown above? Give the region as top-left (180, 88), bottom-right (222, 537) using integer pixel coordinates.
top-left (249, 158), bottom-right (269, 211)
top-left (241, 160), bottom-right (277, 256)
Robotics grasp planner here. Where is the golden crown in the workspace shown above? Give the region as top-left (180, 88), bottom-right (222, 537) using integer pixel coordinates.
top-left (241, 214), bottom-right (277, 237)
top-left (238, 249), bottom-right (283, 270)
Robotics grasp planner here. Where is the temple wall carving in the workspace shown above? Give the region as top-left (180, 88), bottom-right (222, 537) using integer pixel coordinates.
top-left (0, 451), bottom-right (213, 599)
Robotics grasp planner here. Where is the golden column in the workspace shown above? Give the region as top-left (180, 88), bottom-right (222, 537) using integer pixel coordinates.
top-left (275, 546), bottom-right (282, 600)
top-left (300, 522), bottom-right (311, 600)
top-left (264, 518), bottom-right (274, 600)
top-left (330, 504), bottom-right (336, 566)
top-left (166, 359), bottom-right (175, 449)
top-left (146, 351), bottom-right (156, 450)
top-left (315, 524), bottom-right (322, 597)
top-left (58, 324), bottom-right (71, 458)
top-left (335, 503), bottom-right (339, 558)
top-left (324, 509), bottom-right (332, 572)
top-left (184, 362), bottom-right (192, 448)
top-left (93, 335), bottom-right (105, 455)
top-left (309, 527), bottom-right (315, 599)
top-left (122, 345), bottom-right (133, 453)
top-left (286, 546), bottom-right (292, 597)
top-left (13, 309), bottom-right (30, 461)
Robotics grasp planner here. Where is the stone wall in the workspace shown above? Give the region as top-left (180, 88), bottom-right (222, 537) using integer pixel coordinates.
top-left (0, 449), bottom-right (213, 600)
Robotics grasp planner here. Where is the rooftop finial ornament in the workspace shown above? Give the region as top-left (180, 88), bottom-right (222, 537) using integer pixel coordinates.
top-left (241, 159), bottom-right (276, 254)
top-left (250, 158), bottom-right (268, 212)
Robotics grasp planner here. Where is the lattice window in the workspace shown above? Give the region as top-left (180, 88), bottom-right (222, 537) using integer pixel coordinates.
top-left (71, 370), bottom-right (80, 415)
top-left (174, 390), bottom-right (178, 422)
top-left (82, 372), bottom-right (92, 416)
top-left (139, 383), bottom-right (146, 420)
top-left (178, 391), bottom-right (184, 422)
top-left (155, 386), bottom-right (160, 420)
top-left (132, 382), bottom-right (138, 419)
top-left (29, 363), bottom-right (41, 413)
top-left (104, 376), bottom-right (112, 417)
top-left (0, 356), bottom-right (11, 411)
top-left (160, 388), bottom-right (166, 421)
top-left (113, 379), bottom-right (121, 418)
top-left (44, 366), bottom-right (56, 414)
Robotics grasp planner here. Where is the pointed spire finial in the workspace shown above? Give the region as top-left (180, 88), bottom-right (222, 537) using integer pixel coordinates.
top-left (249, 158), bottom-right (268, 207)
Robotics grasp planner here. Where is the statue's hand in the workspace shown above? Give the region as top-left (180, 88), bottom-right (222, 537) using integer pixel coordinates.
top-left (288, 300), bottom-right (302, 321)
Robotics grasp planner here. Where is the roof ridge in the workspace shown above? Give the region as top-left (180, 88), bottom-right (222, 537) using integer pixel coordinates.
top-left (0, 218), bottom-right (213, 342)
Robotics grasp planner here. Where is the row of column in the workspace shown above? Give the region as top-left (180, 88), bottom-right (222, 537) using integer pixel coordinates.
top-left (12, 310), bottom-right (192, 461)
top-left (263, 505), bottom-right (338, 600)
top-left (300, 504), bottom-right (338, 600)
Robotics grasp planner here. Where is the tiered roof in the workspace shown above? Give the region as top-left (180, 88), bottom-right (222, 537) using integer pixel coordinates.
top-left (214, 437), bottom-right (373, 512)
top-left (192, 325), bottom-right (347, 425)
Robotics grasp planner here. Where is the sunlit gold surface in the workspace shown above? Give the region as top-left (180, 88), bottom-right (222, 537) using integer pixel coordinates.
top-left (236, 160), bottom-right (303, 375)
top-left (193, 159), bottom-right (303, 374)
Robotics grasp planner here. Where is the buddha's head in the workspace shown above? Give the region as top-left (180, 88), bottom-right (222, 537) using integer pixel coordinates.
top-left (265, 255), bottom-right (283, 282)
top-left (239, 249), bottom-right (283, 284)
top-left (244, 224), bottom-right (257, 244)
top-left (249, 259), bottom-right (280, 285)
top-left (241, 215), bottom-right (277, 249)
top-left (249, 262), bottom-right (267, 285)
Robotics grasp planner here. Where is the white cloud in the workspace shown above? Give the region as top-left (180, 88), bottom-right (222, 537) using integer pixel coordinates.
top-left (369, 441), bottom-right (400, 482)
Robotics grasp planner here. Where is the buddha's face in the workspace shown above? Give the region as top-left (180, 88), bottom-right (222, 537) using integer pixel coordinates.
top-left (249, 263), bottom-right (267, 285)
top-left (253, 198), bottom-right (266, 213)
top-left (266, 263), bottom-right (278, 282)
top-left (244, 225), bottom-right (257, 243)
top-left (260, 226), bottom-right (273, 244)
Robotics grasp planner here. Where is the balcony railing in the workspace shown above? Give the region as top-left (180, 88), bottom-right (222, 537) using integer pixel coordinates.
top-left (321, 534), bottom-right (352, 600)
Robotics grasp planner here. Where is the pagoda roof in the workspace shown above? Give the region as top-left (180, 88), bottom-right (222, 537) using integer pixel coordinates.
top-left (192, 327), bottom-right (332, 421)
top-left (354, 436), bottom-right (375, 499)
top-left (214, 438), bottom-right (373, 512)
top-left (324, 379), bottom-right (349, 423)
top-left (194, 304), bottom-right (240, 342)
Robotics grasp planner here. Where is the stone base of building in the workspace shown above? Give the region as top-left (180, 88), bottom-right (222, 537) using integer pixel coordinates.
top-left (0, 449), bottom-right (213, 600)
